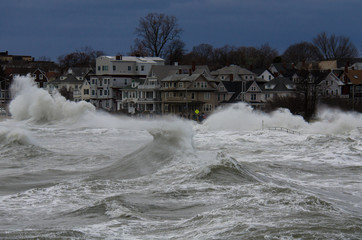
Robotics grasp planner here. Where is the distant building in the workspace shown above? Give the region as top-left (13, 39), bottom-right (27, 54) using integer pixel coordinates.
top-left (90, 55), bottom-right (165, 111)
top-left (0, 51), bottom-right (34, 62)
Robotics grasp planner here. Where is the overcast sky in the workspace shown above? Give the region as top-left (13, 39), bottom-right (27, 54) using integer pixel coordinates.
top-left (1, 0), bottom-right (361, 61)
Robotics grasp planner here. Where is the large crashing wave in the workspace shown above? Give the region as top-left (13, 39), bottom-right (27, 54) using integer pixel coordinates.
top-left (203, 103), bottom-right (307, 131)
top-left (94, 119), bottom-right (195, 179)
top-left (9, 75), bottom-right (95, 123)
top-left (203, 102), bottom-right (362, 135)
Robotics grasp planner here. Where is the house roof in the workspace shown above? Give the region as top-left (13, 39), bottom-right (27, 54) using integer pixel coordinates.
top-left (52, 74), bottom-right (83, 84)
top-left (251, 68), bottom-right (269, 76)
top-left (148, 65), bottom-right (210, 81)
top-left (102, 56), bottom-right (165, 64)
top-left (211, 65), bottom-right (255, 77)
top-left (346, 70), bottom-right (362, 85)
top-left (262, 76), bottom-right (296, 92)
top-left (221, 81), bottom-right (243, 103)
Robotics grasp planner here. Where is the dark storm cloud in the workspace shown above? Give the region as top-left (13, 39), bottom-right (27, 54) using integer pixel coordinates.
top-left (1, 0), bottom-right (361, 60)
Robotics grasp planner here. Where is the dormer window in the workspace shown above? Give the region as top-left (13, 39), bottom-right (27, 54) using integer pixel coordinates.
top-left (285, 84), bottom-right (296, 89)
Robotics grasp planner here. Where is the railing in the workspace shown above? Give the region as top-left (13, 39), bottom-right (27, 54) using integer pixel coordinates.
top-left (267, 127), bottom-right (300, 135)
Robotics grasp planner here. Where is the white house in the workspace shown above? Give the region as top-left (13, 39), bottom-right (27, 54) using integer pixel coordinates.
top-left (90, 56), bottom-right (165, 111)
top-left (317, 72), bottom-right (344, 97)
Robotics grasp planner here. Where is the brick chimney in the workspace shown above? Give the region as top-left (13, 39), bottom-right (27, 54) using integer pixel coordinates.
top-left (229, 74), bottom-right (234, 82)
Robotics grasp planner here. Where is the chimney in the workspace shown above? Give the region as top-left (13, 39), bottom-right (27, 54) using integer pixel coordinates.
top-left (116, 55), bottom-right (122, 60)
top-left (192, 61), bottom-right (196, 72)
top-left (189, 69), bottom-right (192, 76)
top-left (229, 74), bottom-right (234, 82)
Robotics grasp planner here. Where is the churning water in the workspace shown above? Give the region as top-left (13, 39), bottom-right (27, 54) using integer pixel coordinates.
top-left (0, 76), bottom-right (361, 239)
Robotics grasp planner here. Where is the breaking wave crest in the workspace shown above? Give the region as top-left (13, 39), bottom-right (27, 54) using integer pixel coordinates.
top-left (203, 103), bottom-right (307, 131)
top-left (198, 152), bottom-right (266, 184)
top-left (203, 102), bottom-right (362, 135)
top-left (94, 120), bottom-right (194, 179)
top-left (0, 126), bottom-right (34, 145)
top-left (9, 75), bottom-right (95, 123)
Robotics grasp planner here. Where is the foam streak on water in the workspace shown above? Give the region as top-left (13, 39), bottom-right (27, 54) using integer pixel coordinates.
top-left (0, 76), bottom-right (361, 239)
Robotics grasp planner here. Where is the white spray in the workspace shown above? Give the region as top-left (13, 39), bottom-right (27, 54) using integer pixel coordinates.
top-left (9, 75), bottom-right (95, 123)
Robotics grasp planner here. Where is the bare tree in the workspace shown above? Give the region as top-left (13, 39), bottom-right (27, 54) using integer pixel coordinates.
top-left (165, 39), bottom-right (185, 65)
top-left (282, 41), bottom-right (321, 64)
top-left (129, 38), bottom-right (151, 57)
top-left (58, 46), bottom-right (105, 71)
top-left (313, 32), bottom-right (358, 60)
top-left (135, 13), bottom-right (182, 57)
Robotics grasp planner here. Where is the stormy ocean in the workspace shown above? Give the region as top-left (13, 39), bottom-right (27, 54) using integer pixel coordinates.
top-left (0, 76), bottom-right (361, 239)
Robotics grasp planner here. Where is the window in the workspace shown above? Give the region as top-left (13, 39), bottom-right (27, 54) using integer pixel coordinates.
top-left (251, 94), bottom-right (256, 101)
top-left (141, 65), bottom-right (145, 71)
top-left (203, 104), bottom-right (212, 112)
top-left (113, 66), bottom-right (116, 71)
top-left (192, 93), bottom-right (195, 99)
top-left (146, 92), bottom-right (153, 98)
top-left (128, 66), bottom-right (132, 71)
top-left (39, 74), bottom-right (43, 80)
top-left (221, 76), bottom-right (225, 80)
top-left (99, 90), bottom-right (103, 96)
top-left (204, 93), bottom-right (210, 100)
top-left (251, 86), bottom-right (256, 91)
top-left (124, 79), bottom-right (128, 85)
top-left (98, 66), bottom-right (101, 71)
top-left (84, 89), bottom-right (89, 95)
top-left (102, 65), bottom-right (108, 71)
top-left (136, 66), bottom-right (138, 71)
top-left (178, 82), bottom-right (183, 88)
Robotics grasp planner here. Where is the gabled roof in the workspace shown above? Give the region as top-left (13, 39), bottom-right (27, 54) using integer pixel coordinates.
top-left (161, 72), bottom-right (215, 83)
top-left (220, 81), bottom-right (243, 103)
top-left (52, 74), bottom-right (83, 84)
top-left (346, 70), bottom-right (362, 85)
top-left (262, 77), bottom-right (296, 92)
top-left (67, 67), bottom-right (94, 76)
top-left (211, 65), bottom-right (255, 76)
top-left (246, 81), bottom-right (263, 92)
top-left (148, 65), bottom-right (210, 81)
